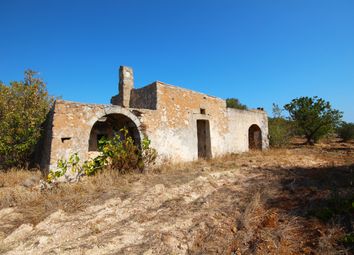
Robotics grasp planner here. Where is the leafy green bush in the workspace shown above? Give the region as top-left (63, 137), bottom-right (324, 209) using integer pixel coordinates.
top-left (0, 70), bottom-right (53, 169)
top-left (268, 118), bottom-right (293, 147)
top-left (99, 128), bottom-right (141, 173)
top-left (268, 104), bottom-right (293, 147)
top-left (337, 122), bottom-right (354, 142)
top-left (226, 98), bottom-right (247, 110)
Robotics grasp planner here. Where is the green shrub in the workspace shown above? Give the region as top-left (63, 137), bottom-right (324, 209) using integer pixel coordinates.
top-left (100, 128), bottom-right (142, 173)
top-left (93, 129), bottom-right (157, 174)
top-left (226, 98), bottom-right (247, 110)
top-left (268, 104), bottom-right (293, 147)
top-left (0, 70), bottom-right (53, 169)
top-left (268, 117), bottom-right (293, 147)
top-left (337, 122), bottom-right (354, 142)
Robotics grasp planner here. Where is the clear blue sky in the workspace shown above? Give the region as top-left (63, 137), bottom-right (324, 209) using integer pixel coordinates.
top-left (1, 0), bottom-right (353, 121)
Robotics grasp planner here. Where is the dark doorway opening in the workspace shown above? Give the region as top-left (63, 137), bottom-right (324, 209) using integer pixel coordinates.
top-left (197, 120), bottom-right (212, 159)
top-left (248, 124), bottom-right (262, 150)
top-left (89, 114), bottom-right (140, 151)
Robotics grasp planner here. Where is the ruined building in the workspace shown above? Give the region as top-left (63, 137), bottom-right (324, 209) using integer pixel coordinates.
top-left (40, 66), bottom-right (269, 171)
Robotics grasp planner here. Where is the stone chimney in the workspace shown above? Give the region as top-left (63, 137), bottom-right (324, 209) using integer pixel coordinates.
top-left (112, 66), bottom-right (134, 107)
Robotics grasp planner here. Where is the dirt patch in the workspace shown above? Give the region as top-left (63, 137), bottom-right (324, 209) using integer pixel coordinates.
top-left (0, 142), bottom-right (353, 254)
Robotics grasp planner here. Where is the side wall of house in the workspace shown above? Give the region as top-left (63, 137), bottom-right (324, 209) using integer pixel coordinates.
top-left (138, 82), bottom-right (230, 162)
top-left (225, 108), bottom-right (269, 152)
top-left (138, 83), bottom-right (269, 162)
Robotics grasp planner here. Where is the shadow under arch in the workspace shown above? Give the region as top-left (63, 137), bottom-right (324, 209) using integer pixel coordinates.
top-left (88, 113), bottom-right (141, 151)
top-left (248, 124), bottom-right (262, 150)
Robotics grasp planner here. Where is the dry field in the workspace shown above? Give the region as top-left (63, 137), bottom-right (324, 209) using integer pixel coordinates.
top-left (0, 141), bottom-right (353, 254)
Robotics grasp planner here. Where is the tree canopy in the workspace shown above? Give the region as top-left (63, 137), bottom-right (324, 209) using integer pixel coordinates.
top-left (284, 96), bottom-right (342, 145)
top-left (0, 70), bottom-right (53, 169)
top-left (226, 98), bottom-right (247, 110)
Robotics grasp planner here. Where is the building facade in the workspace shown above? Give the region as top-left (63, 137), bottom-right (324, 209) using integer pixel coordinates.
top-left (40, 66), bottom-right (269, 171)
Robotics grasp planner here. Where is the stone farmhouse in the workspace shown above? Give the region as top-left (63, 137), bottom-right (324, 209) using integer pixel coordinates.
top-left (39, 66), bottom-right (269, 171)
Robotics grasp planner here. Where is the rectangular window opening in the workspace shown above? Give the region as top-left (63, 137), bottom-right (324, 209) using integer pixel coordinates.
top-left (200, 108), bottom-right (206, 114)
top-left (61, 137), bottom-right (71, 143)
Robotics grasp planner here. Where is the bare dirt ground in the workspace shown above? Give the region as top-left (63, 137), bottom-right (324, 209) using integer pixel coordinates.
top-left (0, 141), bottom-right (353, 254)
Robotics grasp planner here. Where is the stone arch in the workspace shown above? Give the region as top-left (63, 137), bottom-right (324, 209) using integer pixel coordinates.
top-left (88, 108), bottom-right (141, 151)
top-left (248, 124), bottom-right (262, 150)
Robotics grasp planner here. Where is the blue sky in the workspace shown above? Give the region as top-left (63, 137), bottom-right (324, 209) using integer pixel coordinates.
top-left (1, 0), bottom-right (353, 121)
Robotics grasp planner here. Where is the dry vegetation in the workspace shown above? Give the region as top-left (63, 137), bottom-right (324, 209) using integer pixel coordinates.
top-left (0, 140), bottom-right (353, 254)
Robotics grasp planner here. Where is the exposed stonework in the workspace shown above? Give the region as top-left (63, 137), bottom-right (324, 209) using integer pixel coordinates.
top-left (111, 66), bottom-right (134, 107)
top-left (40, 66), bottom-right (269, 171)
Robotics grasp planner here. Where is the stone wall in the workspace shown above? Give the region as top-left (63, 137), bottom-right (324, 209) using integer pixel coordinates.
top-left (138, 82), bottom-right (230, 162)
top-left (129, 82), bottom-right (157, 110)
top-left (135, 82), bottom-right (268, 162)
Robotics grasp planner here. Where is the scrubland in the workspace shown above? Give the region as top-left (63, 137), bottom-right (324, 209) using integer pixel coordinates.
top-left (0, 140), bottom-right (353, 254)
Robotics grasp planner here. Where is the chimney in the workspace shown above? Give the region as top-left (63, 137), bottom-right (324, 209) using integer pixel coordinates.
top-left (118, 66), bottom-right (134, 107)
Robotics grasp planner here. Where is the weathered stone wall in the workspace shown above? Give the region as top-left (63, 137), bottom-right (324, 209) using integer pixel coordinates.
top-left (129, 82), bottom-right (157, 110)
top-left (136, 82), bottom-right (268, 163)
top-left (42, 73), bottom-right (269, 170)
top-left (138, 82), bottom-right (230, 162)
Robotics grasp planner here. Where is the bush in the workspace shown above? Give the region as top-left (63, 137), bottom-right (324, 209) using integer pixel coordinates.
top-left (0, 70), bottom-right (53, 169)
top-left (99, 128), bottom-right (145, 173)
top-left (268, 118), bottom-right (293, 148)
top-left (337, 122), bottom-right (354, 142)
top-left (226, 98), bottom-right (247, 110)
top-left (268, 104), bottom-right (293, 148)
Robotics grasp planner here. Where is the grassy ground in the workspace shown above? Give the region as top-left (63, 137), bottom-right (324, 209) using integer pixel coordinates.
top-left (0, 140), bottom-right (353, 254)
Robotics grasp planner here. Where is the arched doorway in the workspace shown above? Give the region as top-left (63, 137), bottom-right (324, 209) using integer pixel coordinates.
top-left (88, 113), bottom-right (141, 151)
top-left (248, 124), bottom-right (262, 150)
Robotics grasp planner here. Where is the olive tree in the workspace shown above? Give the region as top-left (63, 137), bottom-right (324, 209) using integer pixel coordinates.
top-left (284, 96), bottom-right (342, 145)
top-left (0, 70), bottom-right (53, 169)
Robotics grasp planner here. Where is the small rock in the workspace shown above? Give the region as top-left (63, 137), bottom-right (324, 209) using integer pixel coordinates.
top-left (38, 180), bottom-right (50, 191)
top-left (22, 176), bottom-right (40, 188)
top-left (202, 166), bottom-right (211, 171)
top-left (154, 184), bottom-right (165, 193)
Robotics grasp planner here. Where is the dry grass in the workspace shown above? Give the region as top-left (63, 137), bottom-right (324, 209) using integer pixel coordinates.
top-left (0, 140), bottom-right (353, 254)
top-left (0, 168), bottom-right (42, 188)
top-left (0, 169), bottom-right (139, 234)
